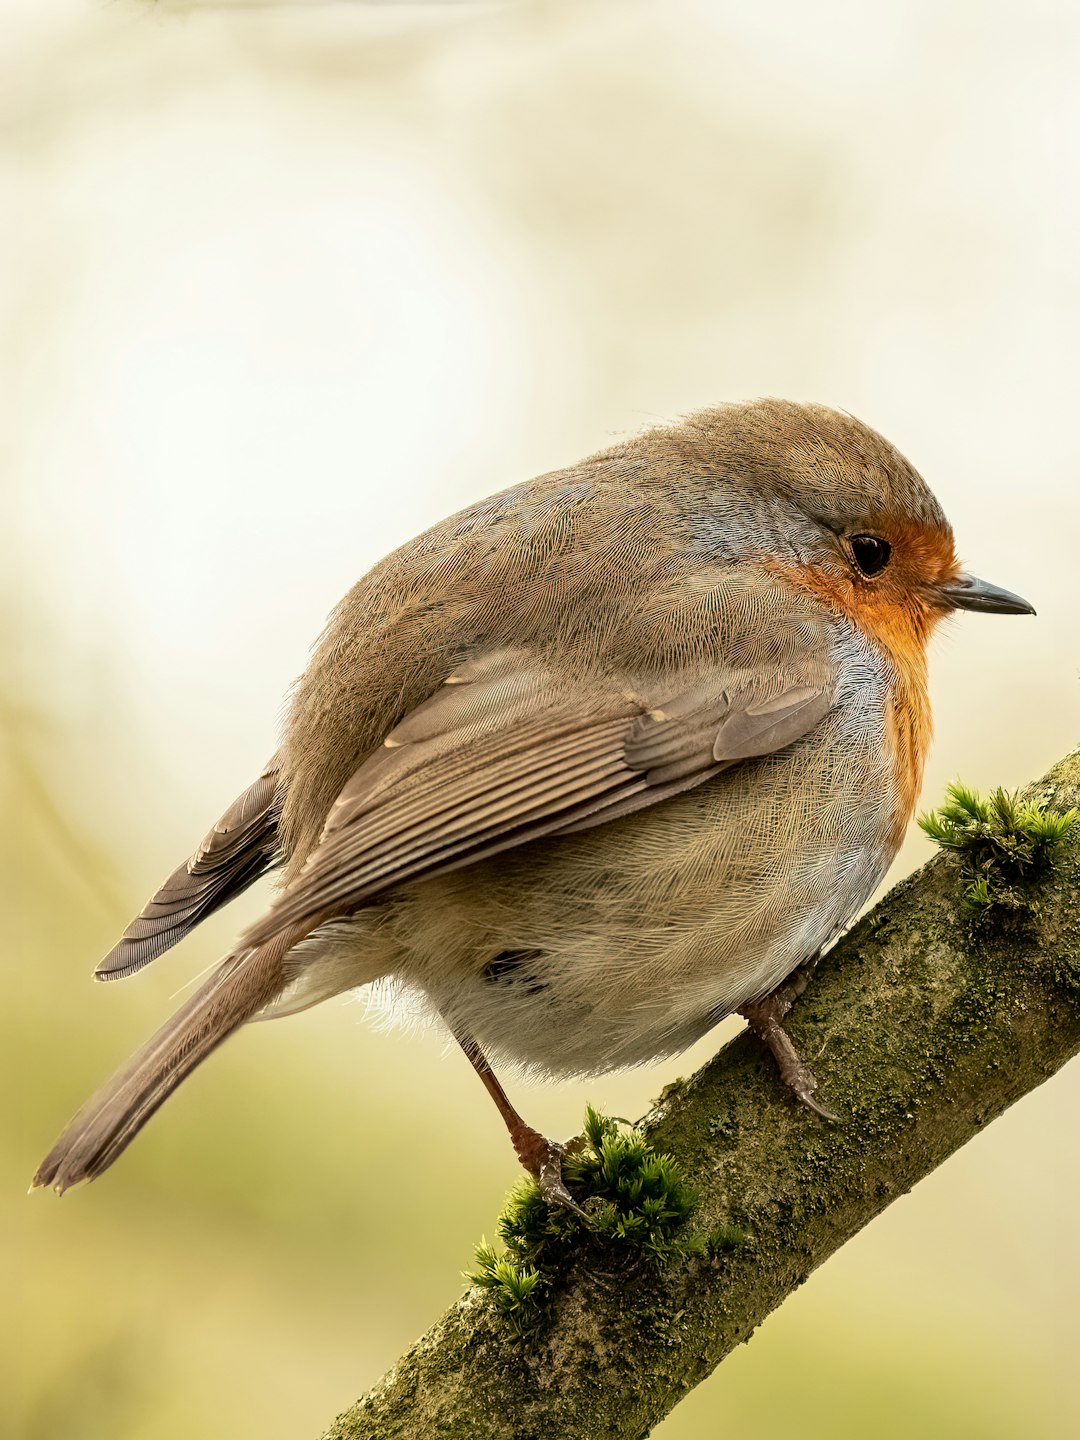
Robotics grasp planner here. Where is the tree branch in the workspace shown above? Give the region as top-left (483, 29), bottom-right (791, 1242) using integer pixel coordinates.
top-left (322, 748), bottom-right (1080, 1440)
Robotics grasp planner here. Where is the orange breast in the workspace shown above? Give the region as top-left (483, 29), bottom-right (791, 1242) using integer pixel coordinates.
top-left (880, 638), bottom-right (932, 846)
top-left (850, 587), bottom-right (933, 845)
top-left (764, 558), bottom-right (934, 848)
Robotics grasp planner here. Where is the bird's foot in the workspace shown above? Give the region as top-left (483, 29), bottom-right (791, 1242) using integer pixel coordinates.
top-left (512, 1124), bottom-right (587, 1216)
top-left (739, 989), bottom-right (838, 1122)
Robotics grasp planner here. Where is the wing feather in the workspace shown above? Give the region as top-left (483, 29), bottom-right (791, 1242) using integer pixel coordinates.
top-left (244, 647), bottom-right (834, 949)
top-left (95, 755), bottom-right (283, 981)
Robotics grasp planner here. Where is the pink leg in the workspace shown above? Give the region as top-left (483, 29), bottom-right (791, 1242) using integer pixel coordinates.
top-left (448, 1021), bottom-right (585, 1214)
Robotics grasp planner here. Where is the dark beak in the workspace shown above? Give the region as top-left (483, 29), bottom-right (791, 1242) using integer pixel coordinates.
top-left (939, 574), bottom-right (1036, 616)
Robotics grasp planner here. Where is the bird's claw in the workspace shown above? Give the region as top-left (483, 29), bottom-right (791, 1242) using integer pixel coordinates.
top-left (513, 1126), bottom-right (587, 1217)
top-left (537, 1148), bottom-right (587, 1216)
top-left (792, 1081), bottom-right (839, 1123)
top-left (739, 989), bottom-right (840, 1124)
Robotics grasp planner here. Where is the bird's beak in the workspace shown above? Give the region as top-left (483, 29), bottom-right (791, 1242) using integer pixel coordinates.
top-left (939, 574), bottom-right (1036, 616)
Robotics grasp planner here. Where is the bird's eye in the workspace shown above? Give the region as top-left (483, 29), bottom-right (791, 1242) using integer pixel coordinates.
top-left (849, 534), bottom-right (892, 577)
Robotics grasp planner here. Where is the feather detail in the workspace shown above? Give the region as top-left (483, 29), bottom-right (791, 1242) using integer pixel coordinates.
top-left (244, 647), bottom-right (834, 949)
top-left (95, 756), bottom-right (282, 981)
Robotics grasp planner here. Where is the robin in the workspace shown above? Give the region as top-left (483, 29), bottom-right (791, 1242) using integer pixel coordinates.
top-left (34, 399), bottom-right (1034, 1208)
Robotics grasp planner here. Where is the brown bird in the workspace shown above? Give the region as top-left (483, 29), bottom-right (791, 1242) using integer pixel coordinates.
top-left (34, 400), bottom-right (1033, 1208)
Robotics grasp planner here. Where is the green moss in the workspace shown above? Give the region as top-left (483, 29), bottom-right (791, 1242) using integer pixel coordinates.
top-left (469, 1246), bottom-right (542, 1340)
top-left (919, 781), bottom-right (1077, 913)
top-left (467, 1107), bottom-right (729, 1341)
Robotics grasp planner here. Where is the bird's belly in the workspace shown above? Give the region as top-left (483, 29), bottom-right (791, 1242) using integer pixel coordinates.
top-left (390, 747), bottom-right (899, 1079)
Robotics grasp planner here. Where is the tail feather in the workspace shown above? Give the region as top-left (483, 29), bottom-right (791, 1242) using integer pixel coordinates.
top-left (34, 941), bottom-right (288, 1193)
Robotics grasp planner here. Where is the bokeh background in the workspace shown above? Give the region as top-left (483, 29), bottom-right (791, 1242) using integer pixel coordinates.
top-left (5, 1), bottom-right (1080, 1436)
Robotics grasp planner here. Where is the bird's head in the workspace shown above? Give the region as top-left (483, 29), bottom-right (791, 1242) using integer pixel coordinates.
top-left (674, 400), bottom-right (1034, 659)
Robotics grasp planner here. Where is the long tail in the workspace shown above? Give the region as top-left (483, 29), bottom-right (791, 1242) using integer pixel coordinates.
top-left (33, 938), bottom-right (291, 1193)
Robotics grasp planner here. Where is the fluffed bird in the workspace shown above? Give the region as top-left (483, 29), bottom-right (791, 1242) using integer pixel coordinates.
top-left (34, 400), bottom-right (1034, 1207)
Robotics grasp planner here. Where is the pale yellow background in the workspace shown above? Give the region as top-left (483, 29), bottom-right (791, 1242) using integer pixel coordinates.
top-left (5, 2), bottom-right (1080, 1437)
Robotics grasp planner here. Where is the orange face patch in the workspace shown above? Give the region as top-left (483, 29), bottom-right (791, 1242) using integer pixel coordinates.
top-left (764, 519), bottom-right (957, 845)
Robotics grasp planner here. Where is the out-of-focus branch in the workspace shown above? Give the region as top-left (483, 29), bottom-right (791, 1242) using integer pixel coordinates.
top-left (323, 749), bottom-right (1080, 1440)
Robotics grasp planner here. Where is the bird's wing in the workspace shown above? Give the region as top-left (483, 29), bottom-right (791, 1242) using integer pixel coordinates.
top-left (244, 639), bottom-right (835, 949)
top-left (95, 755), bottom-right (283, 981)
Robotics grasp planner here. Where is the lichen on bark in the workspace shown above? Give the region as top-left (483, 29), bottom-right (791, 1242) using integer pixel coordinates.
top-left (322, 748), bottom-right (1080, 1440)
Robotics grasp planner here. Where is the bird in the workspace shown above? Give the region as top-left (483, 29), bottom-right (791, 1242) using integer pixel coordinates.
top-left (34, 399), bottom-right (1034, 1208)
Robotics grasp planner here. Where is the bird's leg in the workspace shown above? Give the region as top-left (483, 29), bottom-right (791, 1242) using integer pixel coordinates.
top-left (446, 1020), bottom-right (585, 1215)
top-left (737, 956), bottom-right (838, 1121)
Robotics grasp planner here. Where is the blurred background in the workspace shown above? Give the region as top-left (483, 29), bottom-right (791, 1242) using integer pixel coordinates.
top-left (5, 1), bottom-right (1079, 1436)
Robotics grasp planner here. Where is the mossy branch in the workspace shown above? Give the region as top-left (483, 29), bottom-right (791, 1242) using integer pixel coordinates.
top-left (323, 749), bottom-right (1080, 1440)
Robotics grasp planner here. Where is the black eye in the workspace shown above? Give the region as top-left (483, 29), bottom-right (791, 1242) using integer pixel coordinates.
top-left (849, 534), bottom-right (892, 577)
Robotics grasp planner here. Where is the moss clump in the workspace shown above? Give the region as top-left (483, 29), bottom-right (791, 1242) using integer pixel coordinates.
top-left (469, 1107), bottom-right (733, 1341)
top-left (919, 781), bottom-right (1077, 913)
top-left (468, 1248), bottom-right (542, 1339)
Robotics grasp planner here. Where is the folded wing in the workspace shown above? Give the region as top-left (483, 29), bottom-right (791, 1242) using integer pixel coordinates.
top-left (244, 646), bottom-right (834, 949)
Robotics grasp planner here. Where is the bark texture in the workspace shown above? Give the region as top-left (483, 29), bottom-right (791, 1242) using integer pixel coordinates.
top-left (323, 749), bottom-right (1080, 1440)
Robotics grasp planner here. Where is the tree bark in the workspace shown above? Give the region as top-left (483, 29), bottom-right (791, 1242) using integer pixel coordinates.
top-left (322, 749), bottom-right (1080, 1440)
